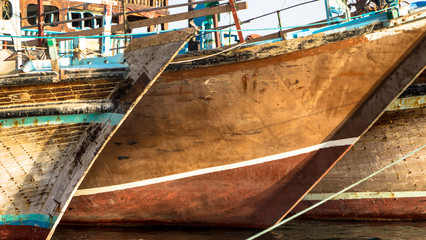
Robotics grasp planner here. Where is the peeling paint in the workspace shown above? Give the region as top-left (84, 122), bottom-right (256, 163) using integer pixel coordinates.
top-left (387, 96), bottom-right (426, 110)
top-left (0, 113), bottom-right (124, 129)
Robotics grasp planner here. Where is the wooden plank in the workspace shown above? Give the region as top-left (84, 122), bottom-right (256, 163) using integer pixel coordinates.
top-left (124, 28), bottom-right (198, 51)
top-left (123, 2), bottom-right (246, 31)
top-left (24, 2), bottom-right (247, 46)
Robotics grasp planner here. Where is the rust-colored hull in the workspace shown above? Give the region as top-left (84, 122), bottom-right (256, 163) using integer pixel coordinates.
top-left (64, 146), bottom-right (349, 228)
top-left (63, 16), bottom-right (426, 227)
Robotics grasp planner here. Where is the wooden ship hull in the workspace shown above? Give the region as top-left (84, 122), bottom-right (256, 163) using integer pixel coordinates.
top-left (62, 11), bottom-right (426, 228)
top-left (20, 0), bottom-right (169, 33)
top-left (292, 78), bottom-right (426, 220)
top-left (0, 29), bottom-right (195, 240)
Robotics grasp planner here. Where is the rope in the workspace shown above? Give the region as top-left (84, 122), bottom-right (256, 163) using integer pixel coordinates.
top-left (246, 144), bottom-right (426, 240)
top-left (169, 41), bottom-right (246, 64)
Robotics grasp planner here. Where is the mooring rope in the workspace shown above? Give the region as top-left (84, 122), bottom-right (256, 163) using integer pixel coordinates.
top-left (246, 144), bottom-right (426, 240)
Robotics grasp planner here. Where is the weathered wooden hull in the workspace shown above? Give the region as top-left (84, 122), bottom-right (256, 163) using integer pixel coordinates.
top-left (0, 29), bottom-right (195, 239)
top-left (292, 81), bottom-right (426, 220)
top-left (0, 69), bottom-right (126, 240)
top-left (63, 15), bottom-right (426, 227)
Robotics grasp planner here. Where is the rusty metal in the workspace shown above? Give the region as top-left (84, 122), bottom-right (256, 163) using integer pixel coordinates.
top-left (213, 13), bottom-right (221, 48)
top-left (228, 0), bottom-right (244, 42)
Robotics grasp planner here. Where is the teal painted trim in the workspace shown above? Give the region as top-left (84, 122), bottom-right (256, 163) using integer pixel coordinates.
top-left (0, 113), bottom-right (124, 129)
top-left (0, 214), bottom-right (57, 229)
top-left (70, 53), bottom-right (125, 67)
top-left (386, 96), bottom-right (426, 111)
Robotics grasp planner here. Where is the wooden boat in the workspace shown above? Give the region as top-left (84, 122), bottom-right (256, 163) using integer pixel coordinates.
top-left (292, 77), bottom-right (426, 220)
top-left (0, 24), bottom-right (196, 240)
top-left (63, 3), bottom-right (426, 228)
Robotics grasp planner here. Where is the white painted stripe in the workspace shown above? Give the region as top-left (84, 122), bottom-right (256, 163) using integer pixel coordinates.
top-left (75, 137), bottom-right (358, 196)
top-left (365, 17), bottom-right (426, 41)
top-left (303, 191), bottom-right (426, 201)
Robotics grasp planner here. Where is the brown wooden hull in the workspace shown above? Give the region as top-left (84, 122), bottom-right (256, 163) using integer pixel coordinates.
top-left (293, 100), bottom-right (426, 220)
top-left (63, 16), bottom-right (426, 227)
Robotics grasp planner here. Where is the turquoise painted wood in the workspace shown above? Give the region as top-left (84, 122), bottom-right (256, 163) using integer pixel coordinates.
top-left (0, 113), bottom-right (124, 129)
top-left (0, 214), bottom-right (58, 229)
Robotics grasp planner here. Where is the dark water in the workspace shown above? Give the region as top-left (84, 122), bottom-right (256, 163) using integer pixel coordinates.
top-left (52, 220), bottom-right (426, 240)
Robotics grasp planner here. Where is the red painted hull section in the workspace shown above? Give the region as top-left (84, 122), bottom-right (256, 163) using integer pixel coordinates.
top-left (64, 145), bottom-right (349, 227)
top-left (292, 197), bottom-right (426, 220)
top-left (0, 225), bottom-right (49, 240)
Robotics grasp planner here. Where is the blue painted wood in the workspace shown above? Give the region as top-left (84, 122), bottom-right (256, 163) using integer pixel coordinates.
top-left (0, 113), bottom-right (124, 129)
top-left (0, 214), bottom-right (57, 229)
